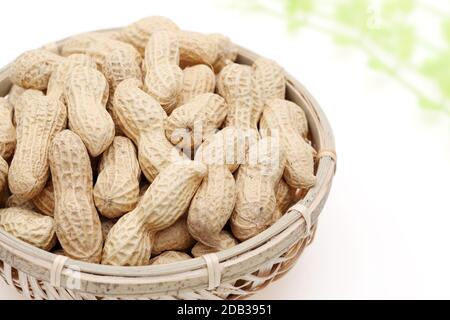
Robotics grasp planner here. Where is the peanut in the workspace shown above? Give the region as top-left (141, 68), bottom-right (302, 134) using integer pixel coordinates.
top-left (113, 78), bottom-right (186, 181)
top-left (260, 99), bottom-right (316, 189)
top-left (191, 231), bottom-right (238, 258)
top-left (178, 31), bottom-right (219, 68)
top-left (47, 54), bottom-right (98, 101)
top-left (120, 16), bottom-right (180, 55)
top-left (0, 208), bottom-right (56, 251)
top-left (0, 157), bottom-right (8, 194)
top-left (165, 93), bottom-right (228, 151)
top-left (31, 180), bottom-right (54, 217)
top-left (252, 57), bottom-right (286, 105)
top-left (102, 160), bottom-right (206, 266)
top-left (275, 179), bottom-right (296, 214)
top-left (187, 128), bottom-right (254, 247)
top-left (13, 89), bottom-right (44, 126)
top-left (93, 137), bottom-right (141, 218)
top-left (144, 30), bottom-right (183, 114)
top-left (64, 66), bottom-right (115, 156)
top-left (152, 216), bottom-right (196, 255)
top-left (209, 34), bottom-right (238, 73)
top-left (218, 63), bottom-right (257, 129)
top-left (0, 98), bottom-right (16, 160)
top-left (149, 251), bottom-right (192, 265)
top-left (231, 137), bottom-right (286, 241)
top-left (177, 64), bottom-right (216, 107)
top-left (8, 92), bottom-right (67, 200)
top-left (49, 130), bottom-right (103, 263)
top-left (9, 49), bottom-right (63, 90)
top-left (61, 33), bottom-right (141, 71)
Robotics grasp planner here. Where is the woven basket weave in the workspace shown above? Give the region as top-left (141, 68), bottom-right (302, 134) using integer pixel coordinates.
top-left (0, 29), bottom-right (336, 300)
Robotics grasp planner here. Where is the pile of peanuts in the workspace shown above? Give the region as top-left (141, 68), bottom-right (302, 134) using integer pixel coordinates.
top-left (0, 16), bottom-right (316, 266)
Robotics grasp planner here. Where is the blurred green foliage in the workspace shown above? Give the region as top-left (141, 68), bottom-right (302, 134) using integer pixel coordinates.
top-left (226, 0), bottom-right (450, 116)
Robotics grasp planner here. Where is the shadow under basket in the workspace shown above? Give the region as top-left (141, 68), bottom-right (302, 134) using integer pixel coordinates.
top-left (0, 29), bottom-right (337, 300)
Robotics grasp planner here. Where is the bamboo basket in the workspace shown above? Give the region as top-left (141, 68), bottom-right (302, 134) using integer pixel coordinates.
top-left (0, 29), bottom-right (337, 300)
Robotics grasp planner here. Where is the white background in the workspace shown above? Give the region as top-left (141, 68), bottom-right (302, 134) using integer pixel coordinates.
top-left (0, 0), bottom-right (449, 300)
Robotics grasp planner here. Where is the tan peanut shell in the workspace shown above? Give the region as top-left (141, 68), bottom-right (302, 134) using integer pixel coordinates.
top-left (178, 31), bottom-right (219, 68)
top-left (47, 54), bottom-right (98, 100)
top-left (8, 93), bottom-right (67, 200)
top-left (0, 99), bottom-right (16, 160)
top-left (93, 137), bottom-right (141, 218)
top-left (6, 194), bottom-right (36, 211)
top-left (61, 33), bottom-right (141, 72)
top-left (149, 251), bottom-right (192, 265)
top-left (275, 179), bottom-right (296, 214)
top-left (0, 208), bottom-right (56, 251)
top-left (102, 160), bottom-right (206, 266)
top-left (218, 63), bottom-right (257, 129)
top-left (102, 47), bottom-right (143, 99)
top-left (177, 64), bottom-right (216, 106)
top-left (7, 85), bottom-right (25, 110)
top-left (112, 79), bottom-right (185, 181)
top-left (64, 66), bottom-right (115, 156)
top-left (49, 130), bottom-right (103, 263)
top-left (251, 58), bottom-right (286, 127)
top-left (260, 99), bottom-right (316, 189)
top-left (31, 181), bottom-right (54, 216)
top-left (13, 90), bottom-right (43, 126)
top-left (152, 216), bottom-right (196, 255)
top-left (231, 137), bottom-right (286, 241)
top-left (209, 34), bottom-right (238, 73)
top-left (165, 93), bottom-right (228, 150)
top-left (191, 231), bottom-right (238, 258)
top-left (144, 31), bottom-right (183, 114)
top-left (120, 16), bottom-right (180, 55)
top-left (188, 165), bottom-right (236, 247)
top-left (0, 157), bottom-right (8, 194)
top-left (9, 49), bottom-right (63, 90)
top-left (113, 78), bottom-right (167, 144)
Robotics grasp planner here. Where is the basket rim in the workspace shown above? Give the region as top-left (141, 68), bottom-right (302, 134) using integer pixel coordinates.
top-left (0, 28), bottom-right (336, 296)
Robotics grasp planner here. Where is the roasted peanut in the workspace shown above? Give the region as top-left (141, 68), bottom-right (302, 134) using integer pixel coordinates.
top-left (231, 137), bottom-right (286, 241)
top-left (102, 160), bottom-right (206, 266)
top-left (0, 208), bottom-right (56, 251)
top-left (47, 54), bottom-right (97, 101)
top-left (49, 130), bottom-right (103, 263)
top-left (0, 98), bottom-right (16, 160)
top-left (64, 66), bottom-right (115, 156)
top-left (120, 16), bottom-right (180, 55)
top-left (178, 31), bottom-right (219, 68)
top-left (8, 92), bottom-right (66, 201)
top-left (177, 64), bottom-right (216, 107)
top-left (31, 180), bottom-right (54, 217)
top-left (187, 128), bottom-right (254, 247)
top-left (209, 34), bottom-right (238, 73)
top-left (165, 93), bottom-right (228, 151)
top-left (260, 99), bottom-right (316, 189)
top-left (93, 137), bottom-right (141, 218)
top-left (252, 57), bottom-right (285, 105)
top-left (9, 49), bottom-right (63, 90)
top-left (61, 33), bottom-right (141, 71)
top-left (113, 78), bottom-right (186, 181)
top-left (13, 89), bottom-right (43, 126)
top-left (144, 30), bottom-right (183, 114)
top-left (191, 231), bottom-right (238, 257)
top-left (149, 251), bottom-right (192, 265)
top-left (152, 216), bottom-right (195, 255)
top-left (275, 179), bottom-right (296, 214)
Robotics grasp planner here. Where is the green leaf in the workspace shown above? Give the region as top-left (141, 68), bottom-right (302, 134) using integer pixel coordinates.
top-left (418, 97), bottom-right (444, 112)
top-left (421, 52), bottom-right (450, 98)
top-left (443, 20), bottom-right (450, 44)
top-left (369, 24), bottom-right (416, 60)
top-left (332, 34), bottom-right (357, 46)
top-left (381, 0), bottom-right (416, 18)
top-left (334, 0), bottom-right (372, 31)
top-left (367, 57), bottom-right (390, 72)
